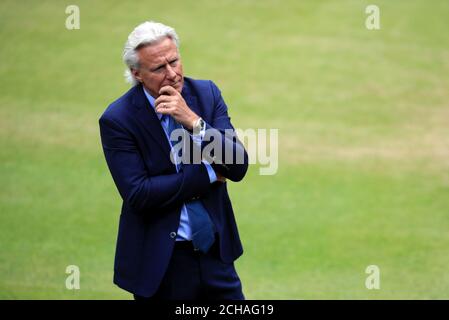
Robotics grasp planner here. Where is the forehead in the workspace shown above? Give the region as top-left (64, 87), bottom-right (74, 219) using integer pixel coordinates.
top-left (137, 37), bottom-right (179, 66)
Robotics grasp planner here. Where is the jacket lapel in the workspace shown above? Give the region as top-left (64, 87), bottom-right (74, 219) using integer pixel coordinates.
top-left (132, 85), bottom-right (172, 162)
top-left (182, 84), bottom-right (199, 119)
top-left (130, 83), bottom-right (200, 165)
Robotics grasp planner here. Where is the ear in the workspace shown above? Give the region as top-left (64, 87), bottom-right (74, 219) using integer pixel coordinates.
top-left (131, 68), bottom-right (142, 83)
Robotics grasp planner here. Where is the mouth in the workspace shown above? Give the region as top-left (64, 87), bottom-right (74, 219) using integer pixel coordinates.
top-left (171, 81), bottom-right (182, 90)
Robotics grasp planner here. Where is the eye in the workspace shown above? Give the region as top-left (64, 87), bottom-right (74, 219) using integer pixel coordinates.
top-left (169, 59), bottom-right (178, 66)
top-left (151, 65), bottom-right (164, 73)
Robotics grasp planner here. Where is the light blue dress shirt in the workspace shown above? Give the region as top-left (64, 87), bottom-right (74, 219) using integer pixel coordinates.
top-left (143, 88), bottom-right (217, 241)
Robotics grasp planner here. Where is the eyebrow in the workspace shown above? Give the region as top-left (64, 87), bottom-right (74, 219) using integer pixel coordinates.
top-left (150, 57), bottom-right (179, 71)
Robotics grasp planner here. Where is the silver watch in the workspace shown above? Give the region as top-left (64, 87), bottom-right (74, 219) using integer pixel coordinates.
top-left (193, 117), bottom-right (206, 133)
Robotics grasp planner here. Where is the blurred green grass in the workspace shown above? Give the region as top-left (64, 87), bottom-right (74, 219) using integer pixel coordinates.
top-left (1, 0), bottom-right (448, 299)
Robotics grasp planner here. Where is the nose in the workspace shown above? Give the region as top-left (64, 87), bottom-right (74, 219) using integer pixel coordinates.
top-left (165, 64), bottom-right (177, 80)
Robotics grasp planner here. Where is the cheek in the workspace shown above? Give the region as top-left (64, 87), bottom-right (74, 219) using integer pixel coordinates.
top-left (176, 64), bottom-right (183, 76)
top-left (145, 75), bottom-right (163, 87)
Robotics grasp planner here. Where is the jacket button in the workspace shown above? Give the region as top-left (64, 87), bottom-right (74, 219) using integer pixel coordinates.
top-left (170, 232), bottom-right (177, 239)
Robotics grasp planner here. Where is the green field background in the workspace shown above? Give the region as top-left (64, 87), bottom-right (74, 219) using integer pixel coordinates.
top-left (1, 0), bottom-right (448, 299)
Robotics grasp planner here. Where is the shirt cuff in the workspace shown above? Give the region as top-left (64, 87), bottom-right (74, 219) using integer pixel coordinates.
top-left (202, 160), bottom-right (217, 183)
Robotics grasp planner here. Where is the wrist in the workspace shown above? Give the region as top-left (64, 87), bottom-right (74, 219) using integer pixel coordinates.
top-left (186, 115), bottom-right (199, 131)
top-left (192, 116), bottom-right (205, 134)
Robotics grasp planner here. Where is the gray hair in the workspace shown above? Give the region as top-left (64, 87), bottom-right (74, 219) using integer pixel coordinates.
top-left (123, 21), bottom-right (180, 86)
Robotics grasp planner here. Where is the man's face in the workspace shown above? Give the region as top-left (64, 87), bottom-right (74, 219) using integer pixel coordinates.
top-left (132, 37), bottom-right (184, 97)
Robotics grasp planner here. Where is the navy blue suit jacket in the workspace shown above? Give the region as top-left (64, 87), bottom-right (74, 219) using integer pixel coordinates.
top-left (99, 77), bottom-right (248, 297)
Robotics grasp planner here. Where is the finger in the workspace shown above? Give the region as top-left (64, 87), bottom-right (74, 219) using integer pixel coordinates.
top-left (155, 103), bottom-right (166, 113)
top-left (155, 95), bottom-right (175, 107)
top-left (159, 86), bottom-right (178, 96)
top-left (155, 102), bottom-right (175, 114)
top-left (155, 106), bottom-right (175, 115)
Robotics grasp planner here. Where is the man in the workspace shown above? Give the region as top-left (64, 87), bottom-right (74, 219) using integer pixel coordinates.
top-left (99, 21), bottom-right (248, 300)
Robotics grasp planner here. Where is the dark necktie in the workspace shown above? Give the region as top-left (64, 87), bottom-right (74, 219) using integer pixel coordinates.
top-left (163, 114), bottom-right (216, 253)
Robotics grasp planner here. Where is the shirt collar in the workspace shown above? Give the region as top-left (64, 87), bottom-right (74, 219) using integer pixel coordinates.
top-left (142, 86), bottom-right (163, 120)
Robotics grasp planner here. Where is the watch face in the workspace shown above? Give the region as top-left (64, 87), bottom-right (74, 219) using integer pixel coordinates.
top-left (200, 119), bottom-right (206, 130)
top-left (193, 118), bottom-right (205, 133)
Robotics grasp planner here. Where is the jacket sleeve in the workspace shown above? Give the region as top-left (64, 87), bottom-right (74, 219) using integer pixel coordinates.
top-left (201, 81), bottom-right (249, 182)
top-left (99, 116), bottom-right (212, 214)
